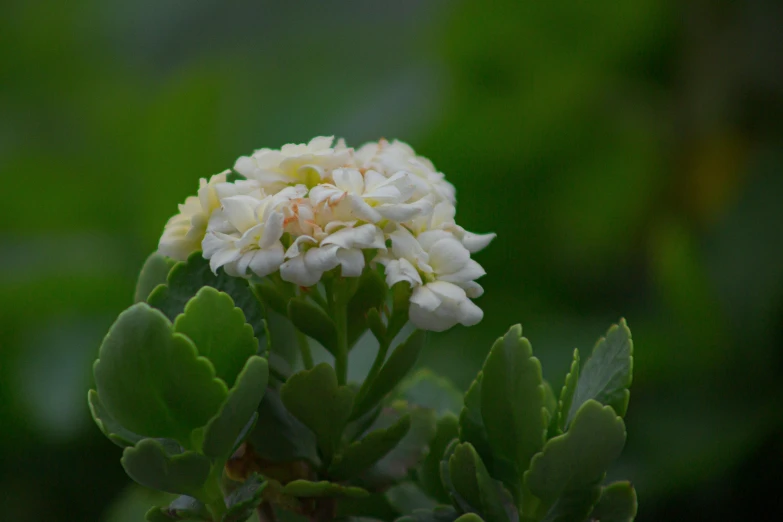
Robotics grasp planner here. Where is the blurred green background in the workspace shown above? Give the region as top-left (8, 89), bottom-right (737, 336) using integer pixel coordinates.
top-left (2, 0), bottom-right (782, 520)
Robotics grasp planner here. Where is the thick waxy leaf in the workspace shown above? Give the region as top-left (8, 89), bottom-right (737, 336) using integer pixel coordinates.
top-left (347, 268), bottom-right (387, 347)
top-left (223, 474), bottom-right (268, 522)
top-left (388, 282), bottom-right (412, 340)
top-left (480, 325), bottom-right (546, 486)
top-left (386, 482), bottom-right (438, 514)
top-left (557, 349), bottom-right (580, 432)
top-left (287, 297), bottom-right (338, 357)
top-left (330, 414), bottom-right (411, 480)
top-left (249, 388), bottom-right (319, 465)
top-left (459, 374), bottom-right (494, 472)
top-left (397, 369), bottom-right (463, 416)
top-left (419, 413), bottom-right (459, 503)
top-left (202, 356), bottom-right (268, 459)
top-left (543, 381), bottom-right (558, 440)
top-left (566, 320), bottom-right (633, 426)
top-left (366, 404), bottom-right (437, 486)
top-left (121, 438), bottom-right (211, 496)
top-left (144, 496), bottom-right (211, 521)
top-left (337, 492), bottom-right (398, 520)
top-left (540, 484), bottom-right (601, 522)
top-left (280, 363), bottom-right (354, 463)
top-left (448, 443), bottom-right (515, 522)
top-left (148, 253), bottom-right (266, 340)
top-left (396, 506), bottom-right (461, 522)
top-left (94, 304), bottom-right (228, 445)
top-left (135, 252), bottom-right (176, 303)
top-left (588, 481), bottom-right (637, 522)
top-left (353, 330), bottom-right (426, 419)
top-left (282, 480), bottom-right (369, 498)
top-left (525, 401), bottom-right (626, 503)
top-left (253, 279), bottom-right (290, 317)
top-left (88, 389), bottom-right (143, 447)
top-left (455, 515), bottom-right (485, 522)
top-left (173, 287), bottom-right (258, 388)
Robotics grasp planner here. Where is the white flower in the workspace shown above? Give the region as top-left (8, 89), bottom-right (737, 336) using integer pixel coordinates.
top-left (408, 201), bottom-right (496, 254)
top-left (158, 170), bottom-right (231, 261)
top-left (378, 228), bottom-right (487, 331)
top-left (355, 139), bottom-right (456, 204)
top-left (309, 168), bottom-right (432, 224)
top-left (280, 223), bottom-right (385, 286)
top-left (234, 136), bottom-right (353, 193)
top-left (201, 188), bottom-right (305, 278)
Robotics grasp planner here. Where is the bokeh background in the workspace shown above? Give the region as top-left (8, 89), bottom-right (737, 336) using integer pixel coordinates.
top-left (2, 0), bottom-right (783, 520)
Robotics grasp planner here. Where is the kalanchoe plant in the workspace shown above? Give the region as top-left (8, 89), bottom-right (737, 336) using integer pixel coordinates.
top-left (89, 137), bottom-right (637, 522)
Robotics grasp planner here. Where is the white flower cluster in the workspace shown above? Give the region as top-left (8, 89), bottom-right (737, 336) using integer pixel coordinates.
top-left (158, 137), bottom-right (494, 332)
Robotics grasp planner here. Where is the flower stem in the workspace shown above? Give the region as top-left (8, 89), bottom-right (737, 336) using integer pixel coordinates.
top-left (330, 278), bottom-right (349, 386)
top-left (354, 333), bottom-right (390, 407)
top-left (295, 328), bottom-right (314, 369)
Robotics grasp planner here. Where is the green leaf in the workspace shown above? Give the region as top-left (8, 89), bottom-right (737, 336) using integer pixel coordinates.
top-left (249, 387), bottom-right (319, 465)
top-left (173, 287), bottom-right (258, 388)
top-left (202, 356), bottom-right (268, 460)
top-left (540, 484), bottom-right (601, 522)
top-left (148, 252), bottom-right (266, 340)
top-left (253, 279), bottom-right (289, 317)
top-left (397, 369), bottom-right (463, 416)
top-left (588, 481), bottom-right (637, 522)
top-left (121, 438), bottom-right (211, 497)
top-left (459, 374), bottom-right (494, 472)
top-left (448, 443), bottom-right (515, 522)
top-left (330, 414), bottom-right (411, 480)
top-left (566, 320), bottom-right (633, 426)
top-left (353, 330), bottom-right (426, 419)
top-left (223, 474), bottom-right (268, 522)
top-left (135, 253), bottom-right (176, 303)
top-left (280, 363), bottom-right (354, 463)
top-left (454, 515), bottom-right (484, 522)
top-left (367, 404), bottom-right (438, 487)
top-left (347, 268), bottom-right (387, 347)
top-left (480, 325), bottom-right (546, 487)
top-left (282, 480), bottom-right (369, 499)
top-left (88, 389), bottom-right (143, 448)
top-left (144, 496), bottom-right (212, 521)
top-left (388, 282), bottom-right (412, 340)
top-left (557, 349), bottom-right (579, 433)
top-left (287, 297), bottom-right (338, 357)
top-left (525, 401), bottom-right (626, 503)
top-left (543, 380), bottom-right (558, 439)
top-left (395, 507), bottom-right (460, 522)
top-left (418, 413), bottom-right (459, 503)
top-left (94, 304), bottom-right (228, 445)
top-left (386, 482), bottom-right (439, 514)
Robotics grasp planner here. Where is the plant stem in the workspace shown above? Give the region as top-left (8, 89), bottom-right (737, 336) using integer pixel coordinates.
top-left (330, 278), bottom-right (349, 386)
top-left (354, 333), bottom-right (390, 407)
top-left (295, 328), bottom-right (314, 369)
